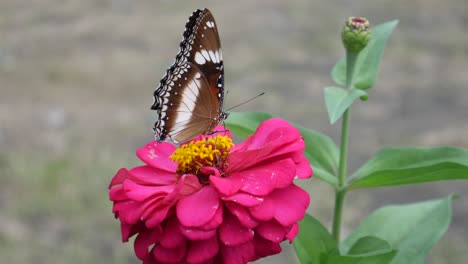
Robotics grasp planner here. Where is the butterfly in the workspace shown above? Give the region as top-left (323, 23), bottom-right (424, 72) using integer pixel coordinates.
top-left (151, 8), bottom-right (228, 144)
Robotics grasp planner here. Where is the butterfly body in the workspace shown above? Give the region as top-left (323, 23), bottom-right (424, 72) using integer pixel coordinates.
top-left (152, 9), bottom-right (228, 144)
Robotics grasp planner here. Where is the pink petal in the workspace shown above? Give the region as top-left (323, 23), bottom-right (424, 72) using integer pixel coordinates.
top-left (255, 220), bottom-right (289, 243)
top-left (222, 192), bottom-right (263, 207)
top-left (227, 147), bottom-right (274, 174)
top-left (164, 174), bottom-right (201, 203)
top-left (200, 166), bottom-right (221, 178)
top-left (153, 242), bottom-right (187, 263)
top-left (129, 165), bottom-right (178, 185)
top-left (123, 179), bottom-right (175, 201)
top-left (109, 186), bottom-right (127, 201)
top-left (286, 223), bottom-right (299, 242)
top-left (142, 254), bottom-right (156, 264)
top-left (230, 158), bottom-right (296, 196)
top-left (220, 241), bottom-right (255, 264)
top-left (249, 197), bottom-right (274, 222)
top-left (136, 141), bottom-right (177, 172)
top-left (250, 185), bottom-right (310, 226)
top-left (186, 236), bottom-right (219, 263)
top-left (228, 119), bottom-right (307, 173)
top-left (109, 168), bottom-right (129, 188)
top-left (179, 225), bottom-right (217, 240)
top-left (252, 235), bottom-right (282, 260)
top-left (177, 174), bottom-right (203, 196)
top-left (209, 175), bottom-right (242, 196)
top-left (225, 202), bottom-right (258, 229)
top-left (239, 118), bottom-right (301, 150)
top-left (219, 213), bottom-right (254, 246)
top-left (160, 218), bottom-right (186, 248)
top-left (144, 204), bottom-right (173, 228)
top-left (120, 221), bottom-right (146, 242)
top-left (114, 200), bottom-right (145, 224)
top-left (233, 119), bottom-right (303, 159)
top-left (177, 186), bottom-right (220, 227)
top-left (271, 185), bottom-right (310, 226)
top-left (134, 228), bottom-right (161, 260)
top-left (291, 152), bottom-right (313, 179)
top-left (201, 204), bottom-right (223, 230)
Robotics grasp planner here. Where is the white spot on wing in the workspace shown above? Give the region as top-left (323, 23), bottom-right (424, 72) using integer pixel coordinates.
top-left (206, 21), bottom-right (215, 28)
top-left (194, 52), bottom-right (206, 65)
top-left (172, 78), bottom-right (200, 133)
top-left (208, 50), bottom-right (217, 63)
top-left (201, 50), bottom-right (211, 61)
top-left (214, 50), bottom-right (220, 63)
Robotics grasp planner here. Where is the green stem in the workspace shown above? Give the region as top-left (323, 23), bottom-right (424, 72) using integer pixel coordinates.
top-left (345, 52), bottom-right (359, 87)
top-left (332, 110), bottom-right (350, 241)
top-left (331, 51), bottom-right (358, 241)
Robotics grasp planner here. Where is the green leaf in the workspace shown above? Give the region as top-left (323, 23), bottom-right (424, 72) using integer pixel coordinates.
top-left (293, 214), bottom-right (337, 264)
top-left (297, 126), bottom-right (339, 186)
top-left (224, 111), bottom-right (273, 138)
top-left (348, 147), bottom-right (468, 189)
top-left (324, 236), bottom-right (396, 264)
top-left (324, 86), bottom-right (367, 124)
top-left (342, 195), bottom-right (455, 264)
top-left (225, 112), bottom-right (340, 187)
top-left (348, 236), bottom-right (393, 256)
top-left (353, 20), bottom-right (399, 89)
top-left (331, 20), bottom-right (399, 89)
top-left (331, 57), bottom-right (346, 86)
top-left (325, 251), bottom-right (396, 264)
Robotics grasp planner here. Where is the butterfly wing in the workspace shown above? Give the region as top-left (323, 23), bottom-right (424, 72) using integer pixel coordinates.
top-left (182, 9), bottom-right (224, 114)
top-left (152, 8), bottom-right (225, 144)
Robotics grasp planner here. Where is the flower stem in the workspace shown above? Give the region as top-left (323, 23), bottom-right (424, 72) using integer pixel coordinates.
top-left (331, 51), bottom-right (358, 241)
top-left (332, 110), bottom-right (350, 241)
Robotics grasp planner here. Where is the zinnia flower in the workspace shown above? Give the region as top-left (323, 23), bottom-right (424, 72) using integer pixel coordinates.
top-left (109, 118), bottom-right (312, 264)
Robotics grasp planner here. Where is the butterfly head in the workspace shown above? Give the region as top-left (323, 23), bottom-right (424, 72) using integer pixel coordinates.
top-left (219, 111), bottom-right (229, 122)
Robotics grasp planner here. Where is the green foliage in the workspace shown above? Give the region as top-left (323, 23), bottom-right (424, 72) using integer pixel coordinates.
top-left (342, 195), bottom-right (455, 264)
top-left (325, 250), bottom-right (396, 264)
top-left (294, 215), bottom-right (397, 264)
top-left (297, 126), bottom-right (339, 186)
top-left (331, 20), bottom-right (399, 90)
top-left (326, 243), bottom-right (396, 264)
top-left (347, 236), bottom-right (393, 255)
top-left (324, 86), bottom-right (367, 124)
top-left (348, 147), bottom-right (468, 189)
top-left (294, 214), bottom-right (337, 264)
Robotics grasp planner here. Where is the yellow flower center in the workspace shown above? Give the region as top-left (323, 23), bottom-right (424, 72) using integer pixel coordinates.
top-left (170, 135), bottom-right (234, 182)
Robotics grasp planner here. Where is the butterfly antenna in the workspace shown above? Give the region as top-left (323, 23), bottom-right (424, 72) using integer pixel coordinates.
top-left (225, 92), bottom-right (265, 112)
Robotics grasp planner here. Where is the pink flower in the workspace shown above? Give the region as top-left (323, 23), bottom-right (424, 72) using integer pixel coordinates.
top-left (109, 118), bottom-right (312, 264)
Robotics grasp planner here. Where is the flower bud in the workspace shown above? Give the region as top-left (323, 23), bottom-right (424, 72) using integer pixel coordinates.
top-left (342, 17), bottom-right (370, 53)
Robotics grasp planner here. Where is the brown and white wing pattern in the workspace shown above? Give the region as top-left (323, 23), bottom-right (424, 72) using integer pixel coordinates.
top-left (151, 8), bottom-right (228, 144)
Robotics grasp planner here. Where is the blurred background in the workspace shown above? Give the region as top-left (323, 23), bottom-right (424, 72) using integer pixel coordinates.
top-left (1, 0), bottom-right (467, 263)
